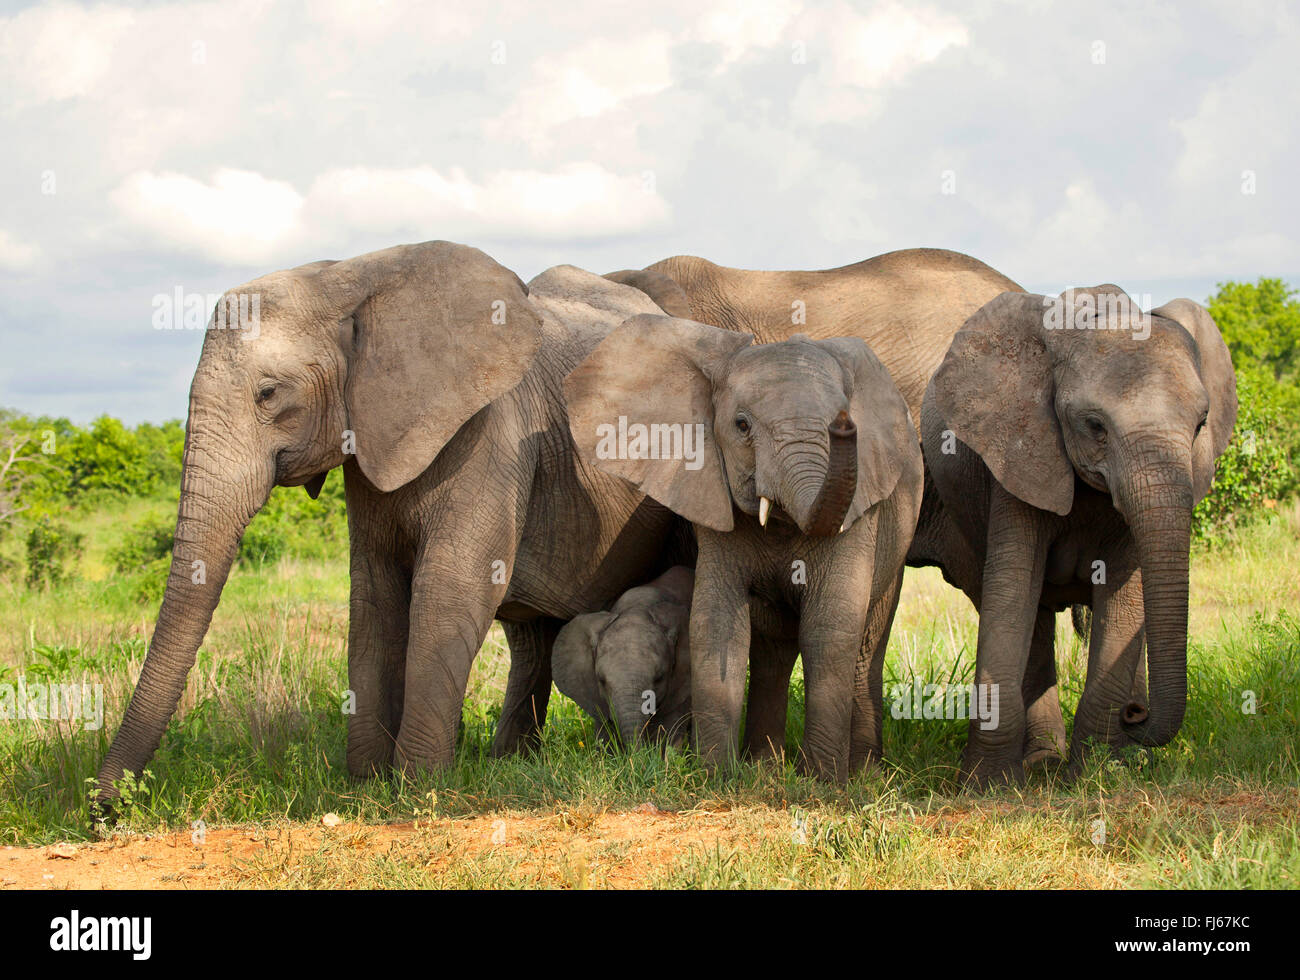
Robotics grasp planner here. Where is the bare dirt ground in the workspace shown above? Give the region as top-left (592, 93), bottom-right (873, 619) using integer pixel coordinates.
top-left (4, 789), bottom-right (1292, 889)
top-left (0, 804), bottom-right (777, 889)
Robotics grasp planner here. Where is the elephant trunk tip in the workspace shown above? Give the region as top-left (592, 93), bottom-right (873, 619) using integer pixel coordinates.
top-left (1121, 701), bottom-right (1150, 726)
top-left (830, 409), bottom-right (856, 440)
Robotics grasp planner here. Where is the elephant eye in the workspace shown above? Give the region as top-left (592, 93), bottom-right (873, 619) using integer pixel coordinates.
top-left (256, 383), bottom-right (277, 404)
top-left (1195, 415), bottom-right (1208, 437)
top-left (735, 415), bottom-right (751, 435)
top-left (1084, 416), bottom-right (1106, 439)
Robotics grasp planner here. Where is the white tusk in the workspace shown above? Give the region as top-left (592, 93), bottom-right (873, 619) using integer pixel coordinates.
top-left (759, 496), bottom-right (771, 527)
top-left (839, 520), bottom-right (849, 534)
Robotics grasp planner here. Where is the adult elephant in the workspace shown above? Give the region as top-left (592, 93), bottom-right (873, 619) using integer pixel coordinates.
top-left (604, 248), bottom-right (1024, 430)
top-left (922, 287), bottom-right (1237, 786)
top-left (94, 242), bottom-right (690, 807)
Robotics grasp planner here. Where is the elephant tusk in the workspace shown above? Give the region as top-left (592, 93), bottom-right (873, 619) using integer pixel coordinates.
top-left (759, 496), bottom-right (771, 527)
top-left (839, 520), bottom-right (848, 534)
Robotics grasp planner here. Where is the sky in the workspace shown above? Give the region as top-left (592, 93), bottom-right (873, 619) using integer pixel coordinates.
top-left (1, 0), bottom-right (1297, 424)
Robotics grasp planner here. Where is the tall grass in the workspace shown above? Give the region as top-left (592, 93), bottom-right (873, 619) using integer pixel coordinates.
top-left (0, 498), bottom-right (1296, 887)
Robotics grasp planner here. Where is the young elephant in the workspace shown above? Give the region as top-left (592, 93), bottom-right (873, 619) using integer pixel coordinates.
top-left (552, 566), bottom-right (694, 746)
top-left (565, 317), bottom-right (923, 781)
top-left (921, 287), bottom-right (1237, 786)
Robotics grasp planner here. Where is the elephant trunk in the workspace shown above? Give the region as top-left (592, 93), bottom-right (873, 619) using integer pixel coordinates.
top-left (615, 690), bottom-right (653, 746)
top-left (798, 411), bottom-right (857, 536)
top-left (1115, 458), bottom-right (1194, 747)
top-left (95, 415), bottom-right (273, 808)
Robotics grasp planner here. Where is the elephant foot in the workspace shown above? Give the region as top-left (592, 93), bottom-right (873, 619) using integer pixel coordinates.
top-left (742, 732), bottom-right (787, 764)
top-left (1022, 749), bottom-right (1066, 778)
top-left (960, 748), bottom-right (1026, 791)
top-left (848, 742), bottom-right (882, 774)
top-left (392, 733), bottom-right (456, 775)
top-left (490, 722), bottom-right (543, 759)
top-left (1022, 729), bottom-right (1067, 773)
top-left (795, 748), bottom-right (850, 784)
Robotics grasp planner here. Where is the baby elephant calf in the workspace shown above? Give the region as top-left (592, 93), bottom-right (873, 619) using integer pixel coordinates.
top-left (552, 566), bottom-right (694, 746)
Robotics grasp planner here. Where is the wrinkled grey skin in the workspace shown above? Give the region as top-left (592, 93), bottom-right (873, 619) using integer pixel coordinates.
top-left (95, 242), bottom-right (692, 805)
top-left (552, 566), bottom-right (694, 747)
top-left (566, 318), bottom-right (923, 781)
top-left (920, 287), bottom-right (1237, 786)
top-left (607, 249), bottom-right (1024, 430)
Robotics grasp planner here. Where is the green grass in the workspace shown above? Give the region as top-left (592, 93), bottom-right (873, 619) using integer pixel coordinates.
top-left (0, 496), bottom-right (1296, 887)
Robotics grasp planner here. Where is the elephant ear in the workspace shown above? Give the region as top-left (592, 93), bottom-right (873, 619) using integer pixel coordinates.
top-left (564, 314), bottom-right (752, 531)
top-left (319, 241), bottom-right (544, 492)
top-left (1150, 298), bottom-right (1239, 502)
top-left (814, 337), bottom-right (921, 528)
top-left (603, 269), bottom-right (694, 319)
top-left (552, 612), bottom-right (614, 721)
top-left (644, 597), bottom-right (692, 720)
top-left (931, 291), bottom-right (1074, 516)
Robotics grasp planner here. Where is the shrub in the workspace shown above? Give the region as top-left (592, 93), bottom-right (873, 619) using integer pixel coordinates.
top-left (238, 470), bottom-right (347, 566)
top-left (1194, 368), bottom-right (1295, 541)
top-left (24, 515), bottom-right (84, 589)
top-left (110, 513), bottom-right (175, 573)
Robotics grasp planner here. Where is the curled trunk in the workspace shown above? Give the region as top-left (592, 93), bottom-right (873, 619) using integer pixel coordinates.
top-left (801, 411), bottom-right (858, 536)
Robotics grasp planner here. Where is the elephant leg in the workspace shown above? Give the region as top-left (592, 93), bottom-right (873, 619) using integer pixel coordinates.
top-left (345, 547), bottom-right (410, 778)
top-left (1069, 565), bottom-right (1145, 769)
top-left (742, 631), bottom-right (798, 762)
top-left (394, 544), bottom-right (509, 772)
top-left (690, 533), bottom-right (752, 770)
top-left (799, 555), bottom-right (873, 783)
top-left (850, 567), bottom-right (903, 773)
top-left (963, 486), bottom-right (1048, 788)
top-left (1021, 607), bottom-right (1067, 770)
top-left (492, 617), bottom-right (562, 757)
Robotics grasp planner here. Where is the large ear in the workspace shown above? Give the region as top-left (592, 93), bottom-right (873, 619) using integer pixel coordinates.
top-left (658, 605), bottom-right (693, 719)
top-left (1149, 298), bottom-right (1239, 502)
top-left (552, 612), bottom-right (614, 722)
top-left (564, 314), bottom-right (752, 531)
top-left (931, 291), bottom-right (1075, 516)
top-left (813, 337), bottom-right (921, 527)
top-left (602, 269), bottom-right (693, 319)
top-left (317, 241), bottom-right (544, 492)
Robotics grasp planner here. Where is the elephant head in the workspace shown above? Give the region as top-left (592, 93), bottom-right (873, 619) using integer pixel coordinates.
top-left (563, 315), bottom-right (915, 539)
top-left (930, 287), bottom-right (1237, 747)
top-left (94, 241), bottom-right (544, 805)
top-left (552, 566), bottom-right (694, 745)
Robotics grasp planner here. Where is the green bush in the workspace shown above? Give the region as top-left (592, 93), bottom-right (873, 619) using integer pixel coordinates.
top-left (110, 513), bottom-right (175, 573)
top-left (24, 516), bottom-right (84, 589)
top-left (238, 470), bottom-right (347, 565)
top-left (1194, 368), bottom-right (1296, 540)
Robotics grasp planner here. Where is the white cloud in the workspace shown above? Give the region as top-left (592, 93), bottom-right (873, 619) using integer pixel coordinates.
top-left (111, 164), bottom-right (671, 264)
top-left (790, 1), bottom-right (969, 122)
top-left (0, 228), bottom-right (40, 271)
top-left (0, 1), bottom-right (136, 113)
top-left (690, 0), bottom-right (802, 61)
top-left (491, 34), bottom-right (676, 150)
top-left (111, 169), bottom-right (305, 265)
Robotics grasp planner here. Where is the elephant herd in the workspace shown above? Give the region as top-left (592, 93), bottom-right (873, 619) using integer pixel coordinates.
top-left (93, 240), bottom-right (1236, 807)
